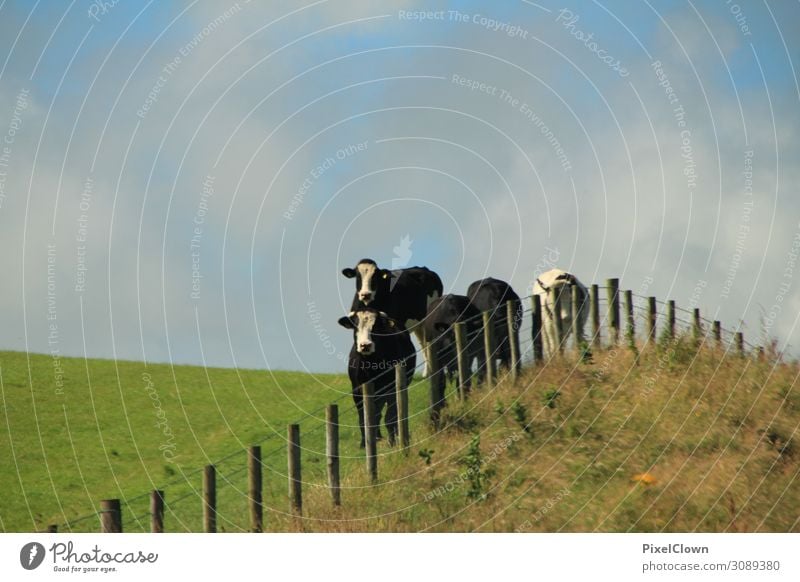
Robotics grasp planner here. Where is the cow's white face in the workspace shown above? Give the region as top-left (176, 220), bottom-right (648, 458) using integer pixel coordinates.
top-left (338, 310), bottom-right (395, 355)
top-left (357, 262), bottom-right (378, 304)
top-left (353, 310), bottom-right (378, 354)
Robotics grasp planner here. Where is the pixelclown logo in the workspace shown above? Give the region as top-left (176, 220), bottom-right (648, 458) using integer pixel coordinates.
top-left (20, 542), bottom-right (46, 570)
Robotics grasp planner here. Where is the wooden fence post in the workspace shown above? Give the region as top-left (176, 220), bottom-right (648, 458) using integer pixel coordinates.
top-left (693, 308), bottom-right (702, 342)
top-left (100, 499), bottom-right (121, 533)
top-left (647, 297), bottom-right (657, 342)
top-left (550, 288), bottom-right (563, 354)
top-left (362, 383), bottom-right (378, 483)
top-left (531, 295), bottom-right (543, 363)
top-left (395, 364), bottom-right (410, 449)
top-left (288, 424), bottom-right (302, 514)
top-left (428, 341), bottom-right (444, 428)
top-left (203, 465), bottom-right (216, 533)
top-left (150, 490), bottom-right (164, 533)
top-left (667, 300), bottom-right (676, 340)
top-left (571, 285), bottom-right (584, 354)
top-left (326, 405), bottom-right (341, 506)
top-left (623, 290), bottom-right (634, 346)
top-left (482, 312), bottom-right (495, 386)
top-left (248, 446), bottom-right (263, 532)
top-left (506, 300), bottom-right (520, 380)
top-left (453, 322), bottom-right (468, 401)
top-left (735, 331), bottom-right (744, 356)
top-left (607, 278), bottom-right (620, 345)
top-left (713, 321), bottom-right (722, 348)
top-left (590, 284), bottom-right (600, 349)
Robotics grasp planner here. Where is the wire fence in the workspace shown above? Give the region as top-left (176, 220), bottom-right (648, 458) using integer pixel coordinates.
top-left (53, 279), bottom-right (759, 532)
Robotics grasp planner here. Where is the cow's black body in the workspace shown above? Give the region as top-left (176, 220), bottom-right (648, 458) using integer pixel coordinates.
top-left (467, 278), bottom-right (523, 377)
top-left (424, 294), bottom-right (483, 384)
top-left (344, 260), bottom-right (443, 326)
top-left (340, 309), bottom-right (416, 447)
top-left (343, 259), bottom-right (443, 377)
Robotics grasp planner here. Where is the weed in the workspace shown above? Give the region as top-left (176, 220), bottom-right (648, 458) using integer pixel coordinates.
top-left (578, 340), bottom-right (593, 363)
top-left (542, 388), bottom-right (561, 409)
top-left (511, 401), bottom-right (532, 436)
top-left (458, 435), bottom-right (494, 502)
top-left (418, 448), bottom-right (434, 466)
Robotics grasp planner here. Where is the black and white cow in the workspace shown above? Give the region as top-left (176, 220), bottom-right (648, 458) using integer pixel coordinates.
top-left (467, 277), bottom-right (523, 378)
top-left (342, 259), bottom-right (443, 375)
top-left (338, 307), bottom-right (416, 447)
top-left (533, 268), bottom-right (589, 358)
top-left (423, 294), bottom-right (484, 405)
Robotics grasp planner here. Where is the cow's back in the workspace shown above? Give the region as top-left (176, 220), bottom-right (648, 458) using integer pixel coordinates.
top-left (468, 278), bottom-right (520, 314)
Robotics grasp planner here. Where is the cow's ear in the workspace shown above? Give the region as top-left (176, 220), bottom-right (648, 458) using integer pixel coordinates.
top-left (338, 316), bottom-right (356, 329)
top-left (434, 322), bottom-right (449, 333)
top-left (342, 267), bottom-right (357, 278)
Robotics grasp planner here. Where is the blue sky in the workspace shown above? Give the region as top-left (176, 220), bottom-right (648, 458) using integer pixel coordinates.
top-left (0, 0), bottom-right (798, 372)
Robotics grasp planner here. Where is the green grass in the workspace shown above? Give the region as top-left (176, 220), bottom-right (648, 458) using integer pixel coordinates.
top-left (0, 351), bottom-right (431, 532)
top-left (1, 341), bottom-right (799, 532)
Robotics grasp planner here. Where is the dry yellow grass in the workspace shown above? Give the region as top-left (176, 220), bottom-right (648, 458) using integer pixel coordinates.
top-left (276, 339), bottom-right (800, 532)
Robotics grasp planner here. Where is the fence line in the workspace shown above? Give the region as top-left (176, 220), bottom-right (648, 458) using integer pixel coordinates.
top-left (52, 278), bottom-right (761, 533)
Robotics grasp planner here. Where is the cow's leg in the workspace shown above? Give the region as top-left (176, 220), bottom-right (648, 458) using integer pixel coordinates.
top-left (562, 313), bottom-right (573, 349)
top-left (410, 325), bottom-right (429, 377)
top-left (475, 337), bottom-right (487, 384)
top-left (542, 316), bottom-right (554, 359)
top-left (374, 398), bottom-right (385, 441)
top-left (384, 392), bottom-right (398, 447)
top-left (353, 390), bottom-right (366, 448)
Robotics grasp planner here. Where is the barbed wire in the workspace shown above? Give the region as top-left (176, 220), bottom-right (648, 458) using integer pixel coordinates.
top-left (57, 281), bottom-right (767, 531)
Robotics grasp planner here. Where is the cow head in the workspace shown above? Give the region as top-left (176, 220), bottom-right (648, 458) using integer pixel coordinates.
top-left (338, 308), bottom-right (397, 355)
top-left (342, 259), bottom-right (390, 305)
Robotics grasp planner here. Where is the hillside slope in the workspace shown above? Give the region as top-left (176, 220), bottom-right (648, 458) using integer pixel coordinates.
top-left (1, 340), bottom-right (798, 532)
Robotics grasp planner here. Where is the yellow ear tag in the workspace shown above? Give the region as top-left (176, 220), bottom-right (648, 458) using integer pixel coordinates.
top-left (388, 320), bottom-right (395, 328)
top-left (383, 273), bottom-right (389, 279)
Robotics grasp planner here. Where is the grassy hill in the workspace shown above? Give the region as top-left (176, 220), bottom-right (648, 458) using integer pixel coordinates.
top-left (1, 338), bottom-right (799, 532)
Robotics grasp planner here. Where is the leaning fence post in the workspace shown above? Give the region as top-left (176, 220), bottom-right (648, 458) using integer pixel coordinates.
top-left (531, 295), bottom-right (543, 363)
top-left (453, 322), bottom-right (469, 400)
top-left (735, 331), bottom-right (744, 356)
top-left (100, 499), bottom-right (121, 533)
top-left (506, 300), bottom-right (520, 379)
top-left (150, 490), bottom-right (164, 533)
top-left (362, 383), bottom-right (378, 482)
top-left (693, 308), bottom-right (702, 342)
top-left (571, 286), bottom-right (584, 354)
top-left (713, 321), bottom-right (722, 348)
top-left (395, 364), bottom-right (410, 449)
top-left (203, 465), bottom-right (216, 533)
top-left (590, 284), bottom-right (600, 349)
top-left (326, 405), bottom-right (341, 506)
top-left (607, 278), bottom-right (620, 345)
top-left (288, 424), bottom-right (302, 514)
top-left (647, 297), bottom-right (657, 343)
top-left (248, 446), bottom-right (263, 532)
top-left (482, 312), bottom-right (496, 386)
top-left (550, 288), bottom-right (563, 354)
top-left (623, 290), bottom-right (634, 346)
top-left (667, 300), bottom-right (676, 340)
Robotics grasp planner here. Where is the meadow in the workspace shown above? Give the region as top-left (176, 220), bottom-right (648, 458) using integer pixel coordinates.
top-left (1, 337), bottom-right (798, 532)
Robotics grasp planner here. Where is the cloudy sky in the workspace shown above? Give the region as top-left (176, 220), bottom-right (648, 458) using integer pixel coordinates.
top-left (0, 0), bottom-right (797, 372)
